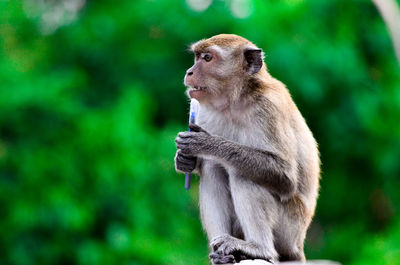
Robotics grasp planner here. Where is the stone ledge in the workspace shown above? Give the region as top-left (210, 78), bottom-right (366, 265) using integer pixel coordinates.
top-left (236, 260), bottom-right (341, 265)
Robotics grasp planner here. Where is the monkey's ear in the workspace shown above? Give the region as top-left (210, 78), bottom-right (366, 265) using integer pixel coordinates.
top-left (244, 48), bottom-right (263, 74)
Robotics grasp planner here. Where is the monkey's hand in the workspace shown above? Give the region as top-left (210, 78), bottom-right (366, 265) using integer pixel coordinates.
top-left (174, 150), bottom-right (197, 173)
top-left (175, 123), bottom-right (212, 157)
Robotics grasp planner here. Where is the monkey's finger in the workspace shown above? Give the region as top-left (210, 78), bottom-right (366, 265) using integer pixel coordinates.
top-left (177, 155), bottom-right (196, 165)
top-left (221, 244), bottom-right (236, 257)
top-left (209, 250), bottom-right (235, 264)
top-left (177, 164), bottom-right (195, 172)
top-left (177, 156), bottom-right (196, 165)
top-left (209, 250), bottom-right (225, 257)
top-left (216, 254), bottom-right (235, 264)
top-left (178, 131), bottom-right (194, 138)
top-left (177, 149), bottom-right (196, 160)
top-left (177, 163), bottom-right (195, 171)
top-left (175, 136), bottom-right (191, 145)
top-left (176, 138), bottom-right (199, 148)
top-left (175, 141), bottom-right (187, 147)
top-left (210, 256), bottom-right (233, 264)
top-left (180, 154), bottom-right (196, 161)
top-left (209, 252), bottom-right (219, 259)
top-left (175, 138), bottom-right (189, 147)
top-left (210, 250), bottom-right (224, 258)
top-left (211, 240), bottom-right (225, 252)
top-left (189, 123), bottom-right (209, 134)
top-left (177, 158), bottom-right (194, 166)
top-left (176, 143), bottom-right (193, 154)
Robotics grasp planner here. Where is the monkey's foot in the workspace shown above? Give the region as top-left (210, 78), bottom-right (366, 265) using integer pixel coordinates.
top-left (210, 235), bottom-right (274, 264)
top-left (209, 251), bottom-right (236, 264)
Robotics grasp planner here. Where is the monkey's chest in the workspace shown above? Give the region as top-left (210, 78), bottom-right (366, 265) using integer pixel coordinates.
top-left (197, 113), bottom-right (265, 148)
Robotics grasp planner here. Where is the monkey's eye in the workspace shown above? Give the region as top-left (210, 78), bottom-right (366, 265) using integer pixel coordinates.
top-left (203, 54), bottom-right (213, 62)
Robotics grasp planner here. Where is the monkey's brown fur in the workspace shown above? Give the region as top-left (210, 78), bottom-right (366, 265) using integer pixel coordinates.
top-left (175, 34), bottom-right (320, 264)
top-left (191, 34), bottom-right (252, 51)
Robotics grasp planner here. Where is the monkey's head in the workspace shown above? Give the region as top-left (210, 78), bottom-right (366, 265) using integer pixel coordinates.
top-left (184, 34), bottom-right (265, 104)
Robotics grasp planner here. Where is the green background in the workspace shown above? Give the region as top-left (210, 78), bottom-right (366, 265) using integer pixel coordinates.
top-left (1, 0), bottom-right (400, 264)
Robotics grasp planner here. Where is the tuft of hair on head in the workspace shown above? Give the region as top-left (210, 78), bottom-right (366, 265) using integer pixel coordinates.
top-left (190, 34), bottom-right (252, 52)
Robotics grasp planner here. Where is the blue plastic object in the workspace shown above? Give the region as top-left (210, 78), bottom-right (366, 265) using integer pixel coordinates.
top-left (184, 111), bottom-right (196, 190)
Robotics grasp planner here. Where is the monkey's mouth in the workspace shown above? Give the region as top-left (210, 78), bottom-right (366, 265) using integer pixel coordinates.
top-left (188, 86), bottom-right (208, 99)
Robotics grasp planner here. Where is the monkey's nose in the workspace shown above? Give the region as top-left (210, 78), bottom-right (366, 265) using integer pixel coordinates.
top-left (186, 70), bottom-right (193, 76)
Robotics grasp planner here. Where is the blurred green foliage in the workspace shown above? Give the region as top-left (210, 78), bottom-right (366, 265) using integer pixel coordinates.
top-left (0, 0), bottom-right (400, 264)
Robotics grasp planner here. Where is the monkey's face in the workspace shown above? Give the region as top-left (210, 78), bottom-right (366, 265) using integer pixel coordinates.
top-left (184, 46), bottom-right (245, 103)
top-left (184, 35), bottom-right (265, 104)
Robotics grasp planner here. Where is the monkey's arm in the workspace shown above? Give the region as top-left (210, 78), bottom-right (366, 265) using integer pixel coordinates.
top-left (176, 125), bottom-right (296, 199)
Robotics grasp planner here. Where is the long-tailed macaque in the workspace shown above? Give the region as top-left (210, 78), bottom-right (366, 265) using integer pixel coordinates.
top-left (175, 34), bottom-right (320, 264)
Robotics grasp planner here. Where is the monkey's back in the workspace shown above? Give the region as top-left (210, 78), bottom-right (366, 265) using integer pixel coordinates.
top-left (263, 79), bottom-right (320, 219)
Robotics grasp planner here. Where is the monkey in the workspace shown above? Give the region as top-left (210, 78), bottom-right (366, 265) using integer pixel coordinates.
top-left (174, 34), bottom-right (320, 264)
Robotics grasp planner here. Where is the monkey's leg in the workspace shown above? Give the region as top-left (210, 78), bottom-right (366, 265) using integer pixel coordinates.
top-left (273, 202), bottom-right (308, 262)
top-left (211, 173), bottom-right (279, 263)
top-left (199, 161), bottom-right (236, 264)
